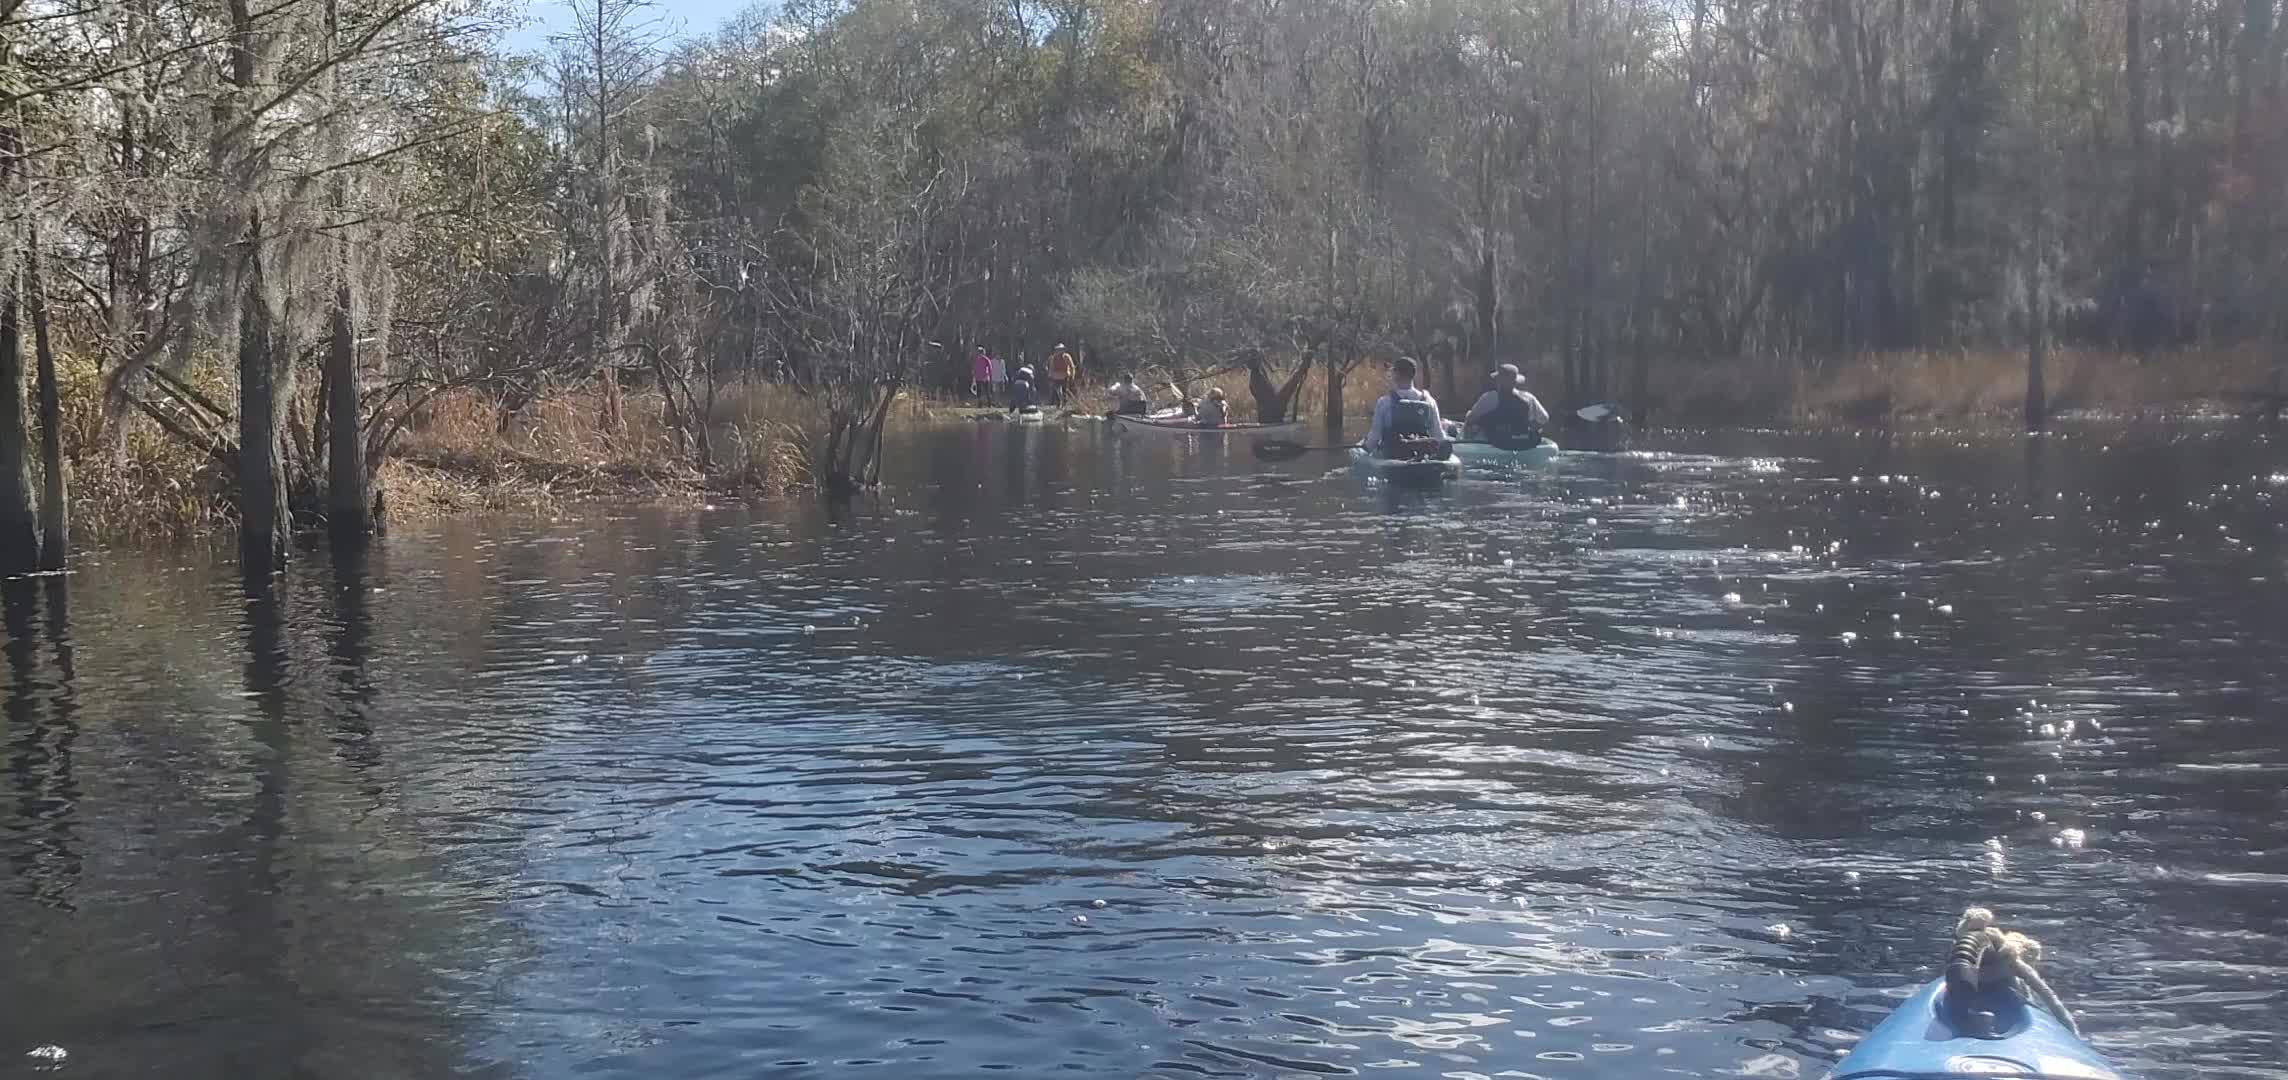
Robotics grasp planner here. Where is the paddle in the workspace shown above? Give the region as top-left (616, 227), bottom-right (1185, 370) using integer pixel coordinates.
top-left (1251, 439), bottom-right (1344, 462)
top-left (1254, 437), bottom-right (1533, 462)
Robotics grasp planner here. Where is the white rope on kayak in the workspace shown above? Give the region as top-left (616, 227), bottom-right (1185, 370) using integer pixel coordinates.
top-left (1948, 906), bottom-right (2082, 1038)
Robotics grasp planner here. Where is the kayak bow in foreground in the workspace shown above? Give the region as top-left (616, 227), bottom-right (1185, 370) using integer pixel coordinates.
top-left (1828, 908), bottom-right (2129, 1080)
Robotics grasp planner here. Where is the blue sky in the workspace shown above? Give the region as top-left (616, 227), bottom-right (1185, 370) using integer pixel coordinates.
top-left (504, 0), bottom-right (757, 55)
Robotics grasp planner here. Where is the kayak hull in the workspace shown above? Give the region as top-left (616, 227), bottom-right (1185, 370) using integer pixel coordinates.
top-left (1112, 414), bottom-right (1306, 439)
top-left (1452, 438), bottom-right (1562, 467)
top-left (1826, 979), bottom-right (2127, 1080)
top-left (1013, 408), bottom-right (1049, 424)
top-left (1347, 448), bottom-right (1463, 485)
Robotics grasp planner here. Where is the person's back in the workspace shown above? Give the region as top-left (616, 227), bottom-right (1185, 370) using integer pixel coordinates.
top-left (1110, 377), bottom-right (1148, 415)
top-left (1194, 389), bottom-right (1229, 427)
top-left (1366, 356), bottom-right (1446, 457)
top-left (1009, 377), bottom-right (1037, 410)
top-left (1482, 390), bottom-right (1543, 447)
top-left (1465, 363), bottom-right (1550, 448)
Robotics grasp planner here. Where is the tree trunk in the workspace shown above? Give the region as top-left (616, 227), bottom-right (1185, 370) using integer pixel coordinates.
top-left (2238, 0), bottom-right (2274, 159)
top-left (1321, 348), bottom-right (1345, 435)
top-left (0, 267), bottom-right (38, 573)
top-left (27, 233), bottom-right (67, 568)
top-left (239, 226), bottom-right (290, 574)
top-left (591, 0), bottom-right (627, 437)
top-left (2121, 0), bottom-right (2149, 349)
top-left (325, 280), bottom-right (369, 543)
top-left (2025, 257), bottom-right (2049, 432)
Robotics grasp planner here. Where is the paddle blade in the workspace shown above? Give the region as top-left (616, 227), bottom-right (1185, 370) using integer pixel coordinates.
top-left (1251, 439), bottom-right (1318, 462)
top-left (1576, 401), bottom-right (1619, 423)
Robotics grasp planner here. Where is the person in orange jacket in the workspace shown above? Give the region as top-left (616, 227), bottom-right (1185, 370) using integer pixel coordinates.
top-left (1045, 343), bottom-right (1078, 406)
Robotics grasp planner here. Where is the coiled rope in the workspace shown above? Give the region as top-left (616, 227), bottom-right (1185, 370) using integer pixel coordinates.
top-left (1945, 906), bottom-right (2081, 1038)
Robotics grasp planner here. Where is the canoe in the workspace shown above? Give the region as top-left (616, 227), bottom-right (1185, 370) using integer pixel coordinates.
top-left (1452, 438), bottom-right (1562, 467)
top-left (1013, 407), bottom-right (1048, 424)
top-left (1827, 977), bottom-right (2126, 1080)
top-left (1347, 447), bottom-right (1462, 485)
top-left (1112, 413), bottom-right (1306, 439)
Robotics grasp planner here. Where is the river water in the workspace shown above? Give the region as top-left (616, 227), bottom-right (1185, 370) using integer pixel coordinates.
top-left (3, 422), bottom-right (2284, 1079)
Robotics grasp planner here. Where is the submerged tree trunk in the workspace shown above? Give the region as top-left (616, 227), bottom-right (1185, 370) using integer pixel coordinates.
top-left (1321, 349), bottom-right (1345, 435)
top-left (326, 280), bottom-right (369, 543)
top-left (239, 227), bottom-right (290, 574)
top-left (0, 268), bottom-right (39, 573)
top-left (1247, 352), bottom-right (1313, 423)
top-left (27, 234), bottom-right (67, 568)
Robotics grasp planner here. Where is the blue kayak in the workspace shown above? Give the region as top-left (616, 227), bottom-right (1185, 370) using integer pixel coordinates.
top-left (1828, 977), bottom-right (2128, 1080)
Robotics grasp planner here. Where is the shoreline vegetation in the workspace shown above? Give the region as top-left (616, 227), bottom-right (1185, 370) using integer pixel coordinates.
top-left (51, 345), bottom-right (2282, 546)
top-left (4, 0), bottom-right (2283, 567)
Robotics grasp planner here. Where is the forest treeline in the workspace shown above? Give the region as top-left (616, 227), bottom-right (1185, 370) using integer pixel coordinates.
top-left (0, 0), bottom-right (2283, 568)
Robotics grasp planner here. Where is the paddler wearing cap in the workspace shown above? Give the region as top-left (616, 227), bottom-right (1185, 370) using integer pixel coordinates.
top-left (1462, 362), bottom-right (1552, 450)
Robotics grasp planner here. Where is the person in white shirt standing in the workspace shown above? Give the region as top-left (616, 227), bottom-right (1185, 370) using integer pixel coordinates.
top-left (1363, 356), bottom-right (1446, 458)
top-left (1462, 362), bottom-right (1552, 449)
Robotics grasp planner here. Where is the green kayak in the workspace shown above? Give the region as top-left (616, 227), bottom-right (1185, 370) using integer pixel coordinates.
top-left (1451, 438), bottom-right (1561, 467)
top-left (1347, 446), bottom-right (1463, 485)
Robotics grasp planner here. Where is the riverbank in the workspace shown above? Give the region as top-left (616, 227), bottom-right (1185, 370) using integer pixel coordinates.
top-left (51, 347), bottom-right (2278, 546)
top-left (60, 376), bottom-right (967, 546)
top-left (1165, 346), bottom-right (2280, 428)
top-left (1650, 346), bottom-right (2282, 426)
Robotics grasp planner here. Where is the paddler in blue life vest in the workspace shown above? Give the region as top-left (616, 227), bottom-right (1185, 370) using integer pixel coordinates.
top-left (1363, 356), bottom-right (1447, 458)
top-left (1462, 362), bottom-right (1552, 449)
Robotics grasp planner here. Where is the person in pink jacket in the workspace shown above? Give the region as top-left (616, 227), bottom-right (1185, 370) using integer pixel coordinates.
top-left (970, 347), bottom-right (995, 401)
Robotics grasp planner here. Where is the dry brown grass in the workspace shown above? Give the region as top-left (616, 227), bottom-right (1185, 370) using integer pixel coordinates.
top-left (54, 355), bottom-right (238, 546)
top-left (1653, 346), bottom-right (2279, 427)
top-left (391, 383), bottom-right (817, 517)
top-left (1170, 364), bottom-right (1381, 424)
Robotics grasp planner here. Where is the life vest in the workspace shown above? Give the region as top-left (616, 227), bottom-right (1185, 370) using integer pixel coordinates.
top-left (1383, 392), bottom-right (1444, 460)
top-left (1048, 351), bottom-right (1076, 379)
top-left (1388, 394), bottom-right (1437, 439)
top-left (1483, 391), bottom-right (1542, 448)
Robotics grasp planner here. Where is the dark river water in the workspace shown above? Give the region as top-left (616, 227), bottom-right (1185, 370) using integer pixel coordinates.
top-left (3, 422), bottom-right (2285, 1079)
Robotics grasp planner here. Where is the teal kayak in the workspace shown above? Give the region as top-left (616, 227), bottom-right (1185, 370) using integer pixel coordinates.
top-left (1828, 977), bottom-right (2126, 1080)
top-left (1831, 910), bottom-right (2128, 1080)
top-left (1347, 446), bottom-right (1462, 484)
top-left (1451, 438), bottom-right (1561, 467)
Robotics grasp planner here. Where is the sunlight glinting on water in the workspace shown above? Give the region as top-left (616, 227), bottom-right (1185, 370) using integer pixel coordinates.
top-left (2, 422), bottom-right (2282, 1078)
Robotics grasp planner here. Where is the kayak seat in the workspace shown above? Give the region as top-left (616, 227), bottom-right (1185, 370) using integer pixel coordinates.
top-left (1933, 982), bottom-right (2033, 1041)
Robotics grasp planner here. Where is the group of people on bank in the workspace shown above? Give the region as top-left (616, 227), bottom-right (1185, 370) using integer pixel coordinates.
top-left (970, 344), bottom-right (1080, 409)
